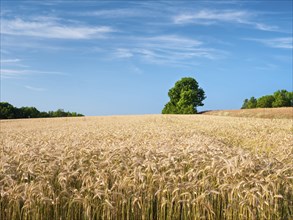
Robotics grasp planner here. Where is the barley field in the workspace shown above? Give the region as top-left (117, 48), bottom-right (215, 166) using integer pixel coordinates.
top-left (0, 115), bottom-right (292, 220)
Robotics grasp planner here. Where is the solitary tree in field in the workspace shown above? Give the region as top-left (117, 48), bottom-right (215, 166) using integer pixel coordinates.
top-left (162, 77), bottom-right (206, 114)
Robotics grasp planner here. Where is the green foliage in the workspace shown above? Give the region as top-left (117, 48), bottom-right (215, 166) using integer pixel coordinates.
top-left (247, 97), bottom-right (257, 108)
top-left (0, 102), bottom-right (84, 119)
top-left (241, 99), bottom-right (249, 109)
top-left (256, 95), bottom-right (275, 108)
top-left (241, 90), bottom-right (293, 109)
top-left (272, 90), bottom-right (292, 107)
top-left (162, 77), bottom-right (206, 114)
top-left (0, 102), bottom-right (17, 119)
top-left (242, 97), bottom-right (257, 109)
top-left (19, 107), bottom-right (40, 118)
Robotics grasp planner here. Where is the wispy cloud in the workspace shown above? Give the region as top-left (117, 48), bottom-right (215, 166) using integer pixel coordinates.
top-left (173, 9), bottom-right (279, 31)
top-left (112, 35), bottom-right (226, 65)
top-left (25, 85), bottom-right (46, 92)
top-left (129, 64), bottom-right (143, 75)
top-left (1, 69), bottom-right (28, 78)
top-left (253, 23), bottom-right (278, 31)
top-left (1, 18), bottom-right (115, 39)
top-left (0, 49), bottom-right (10, 55)
top-left (80, 8), bottom-right (144, 18)
top-left (255, 63), bottom-right (278, 71)
top-left (174, 10), bottom-right (249, 24)
top-left (115, 48), bottom-right (134, 58)
top-left (1, 68), bottom-right (66, 79)
top-left (246, 37), bottom-right (293, 49)
top-left (0, 59), bottom-right (21, 64)
top-left (0, 58), bottom-right (29, 67)
top-left (144, 35), bottom-right (202, 49)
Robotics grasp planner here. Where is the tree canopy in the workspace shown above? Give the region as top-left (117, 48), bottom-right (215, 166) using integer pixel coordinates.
top-left (162, 77), bottom-right (206, 114)
top-left (0, 102), bottom-right (84, 119)
top-left (241, 90), bottom-right (293, 109)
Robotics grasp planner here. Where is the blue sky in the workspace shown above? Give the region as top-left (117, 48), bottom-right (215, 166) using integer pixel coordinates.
top-left (1, 0), bottom-right (292, 116)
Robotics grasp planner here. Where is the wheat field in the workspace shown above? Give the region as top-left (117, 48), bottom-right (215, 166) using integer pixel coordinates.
top-left (202, 107), bottom-right (293, 119)
top-left (1, 115), bottom-right (292, 220)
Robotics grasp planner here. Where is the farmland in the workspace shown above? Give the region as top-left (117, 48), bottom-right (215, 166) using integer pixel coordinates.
top-left (0, 114), bottom-right (292, 219)
top-left (201, 107), bottom-right (293, 119)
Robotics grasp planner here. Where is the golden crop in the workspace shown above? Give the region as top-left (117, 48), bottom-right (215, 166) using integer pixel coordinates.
top-left (0, 115), bottom-right (292, 220)
top-left (202, 107), bottom-right (293, 119)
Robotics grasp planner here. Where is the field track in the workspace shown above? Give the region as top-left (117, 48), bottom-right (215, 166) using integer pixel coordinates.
top-left (1, 115), bottom-right (292, 219)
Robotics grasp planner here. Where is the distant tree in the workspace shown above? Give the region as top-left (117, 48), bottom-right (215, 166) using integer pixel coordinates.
top-left (241, 90), bottom-right (293, 109)
top-left (287, 91), bottom-right (293, 106)
top-left (162, 77), bottom-right (206, 114)
top-left (0, 102), bottom-right (16, 119)
top-left (0, 102), bottom-right (84, 119)
top-left (272, 90), bottom-right (291, 107)
top-left (256, 95), bottom-right (275, 108)
top-left (52, 109), bottom-right (66, 117)
top-left (71, 112), bottom-right (77, 117)
top-left (39, 111), bottom-right (49, 118)
top-left (241, 99), bottom-right (249, 109)
top-left (246, 97), bottom-right (257, 109)
top-left (20, 107), bottom-right (40, 118)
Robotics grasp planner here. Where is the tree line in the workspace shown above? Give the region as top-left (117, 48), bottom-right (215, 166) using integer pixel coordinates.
top-left (241, 90), bottom-right (293, 109)
top-left (0, 102), bottom-right (84, 119)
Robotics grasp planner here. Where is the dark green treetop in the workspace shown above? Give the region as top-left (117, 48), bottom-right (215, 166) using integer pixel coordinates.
top-left (162, 77), bottom-right (206, 114)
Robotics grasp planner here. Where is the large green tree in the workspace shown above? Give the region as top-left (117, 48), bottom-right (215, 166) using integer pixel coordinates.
top-left (162, 77), bottom-right (206, 114)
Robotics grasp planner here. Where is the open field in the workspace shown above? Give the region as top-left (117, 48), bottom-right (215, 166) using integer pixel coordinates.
top-left (1, 115), bottom-right (292, 220)
top-left (201, 107), bottom-right (293, 119)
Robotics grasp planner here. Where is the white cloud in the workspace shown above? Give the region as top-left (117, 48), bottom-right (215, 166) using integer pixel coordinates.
top-left (255, 63), bottom-right (278, 71)
top-left (173, 9), bottom-right (279, 32)
top-left (81, 9), bottom-right (144, 18)
top-left (112, 35), bottom-right (226, 65)
top-left (1, 18), bottom-right (115, 39)
top-left (253, 23), bottom-right (278, 31)
top-left (0, 59), bottom-right (21, 63)
top-left (263, 38), bottom-right (292, 49)
top-left (115, 48), bottom-right (134, 58)
top-left (0, 49), bottom-right (10, 55)
top-left (1, 69), bottom-right (28, 78)
top-left (1, 68), bottom-right (66, 79)
top-left (25, 85), bottom-right (46, 91)
top-left (144, 35), bottom-right (202, 49)
top-left (174, 10), bottom-right (249, 24)
top-left (0, 58), bottom-right (30, 68)
top-left (247, 37), bottom-right (293, 49)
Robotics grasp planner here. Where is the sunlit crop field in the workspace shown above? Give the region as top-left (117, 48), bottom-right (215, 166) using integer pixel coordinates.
top-left (202, 107), bottom-right (293, 119)
top-left (1, 115), bottom-right (292, 220)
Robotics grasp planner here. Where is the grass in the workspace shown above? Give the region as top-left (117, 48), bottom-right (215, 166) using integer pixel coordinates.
top-left (1, 115), bottom-right (292, 219)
